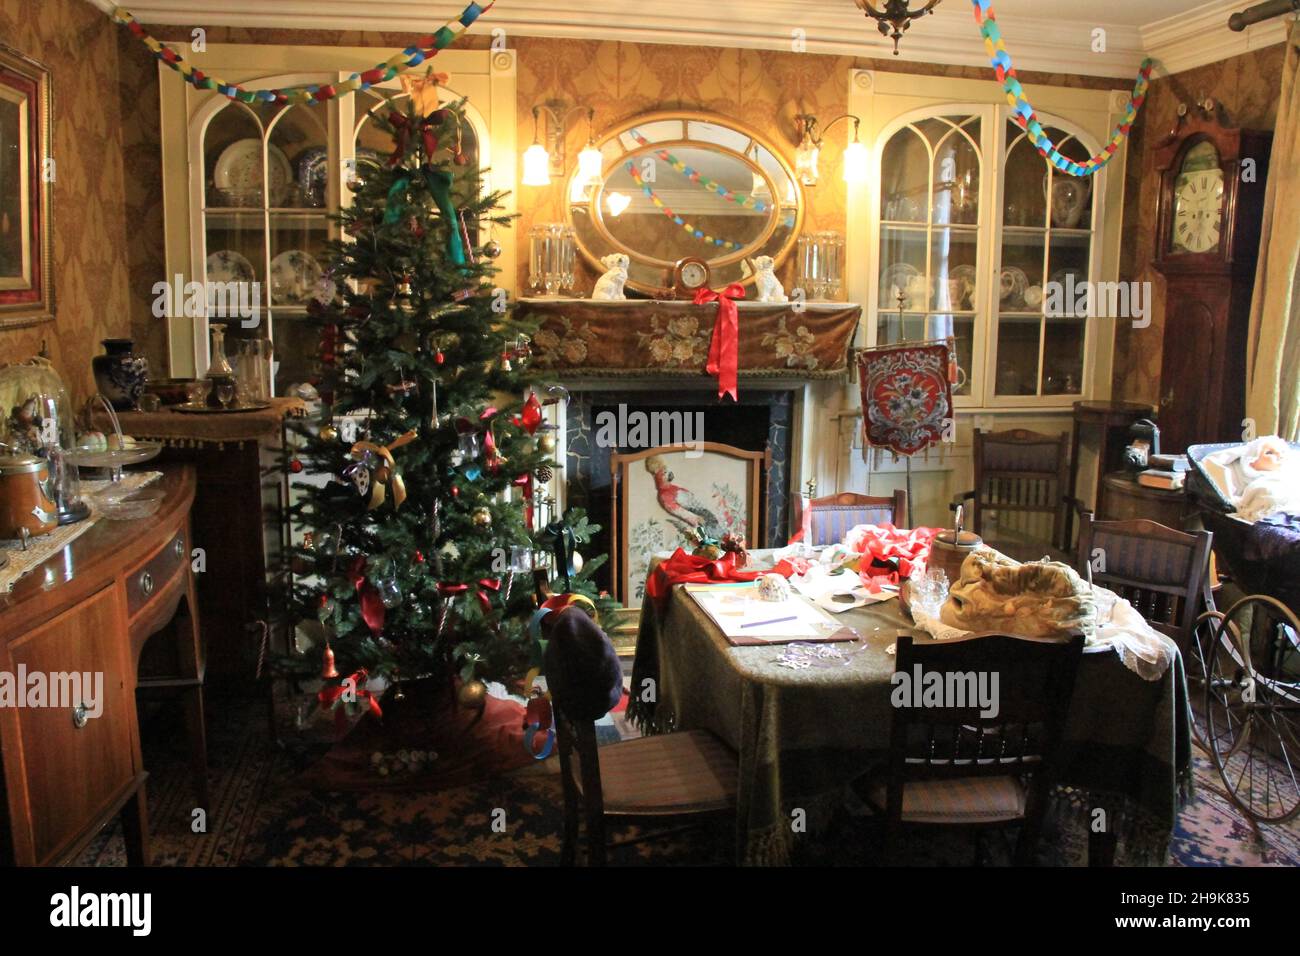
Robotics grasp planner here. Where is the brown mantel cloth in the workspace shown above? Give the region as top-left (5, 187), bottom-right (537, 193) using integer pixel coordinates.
top-left (92, 396), bottom-right (308, 447)
top-left (517, 299), bottom-right (862, 380)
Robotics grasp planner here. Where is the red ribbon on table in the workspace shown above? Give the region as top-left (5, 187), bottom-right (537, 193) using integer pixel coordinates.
top-left (476, 578), bottom-right (501, 614)
top-left (388, 111), bottom-right (441, 166)
top-left (346, 556), bottom-right (386, 635)
top-left (842, 523), bottom-right (943, 593)
top-left (644, 547), bottom-right (797, 608)
top-left (694, 284), bottom-right (746, 402)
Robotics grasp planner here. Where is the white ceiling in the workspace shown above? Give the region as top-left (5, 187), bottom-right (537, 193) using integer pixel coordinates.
top-left (104, 0), bottom-right (1295, 77)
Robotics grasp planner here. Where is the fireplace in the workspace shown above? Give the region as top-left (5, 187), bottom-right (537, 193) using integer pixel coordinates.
top-left (563, 387), bottom-right (795, 596)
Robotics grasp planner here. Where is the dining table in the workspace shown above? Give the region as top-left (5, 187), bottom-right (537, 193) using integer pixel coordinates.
top-left (627, 550), bottom-right (1194, 866)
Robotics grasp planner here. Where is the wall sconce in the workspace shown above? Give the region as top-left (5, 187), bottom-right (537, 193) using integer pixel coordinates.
top-left (853, 0), bottom-right (942, 56)
top-left (522, 102), bottom-right (601, 188)
top-left (794, 114), bottom-right (868, 187)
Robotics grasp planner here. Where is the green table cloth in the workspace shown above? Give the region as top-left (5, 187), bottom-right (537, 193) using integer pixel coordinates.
top-left (628, 573), bottom-right (1193, 865)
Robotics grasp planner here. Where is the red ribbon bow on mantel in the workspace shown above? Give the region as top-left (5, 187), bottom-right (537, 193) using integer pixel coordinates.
top-left (695, 283), bottom-right (746, 402)
top-left (388, 111), bottom-right (441, 166)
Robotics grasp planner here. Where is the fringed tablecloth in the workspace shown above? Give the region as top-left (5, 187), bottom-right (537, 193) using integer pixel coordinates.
top-left (629, 553), bottom-right (1192, 866)
top-left (0, 471), bottom-right (163, 592)
top-left (90, 397), bottom-right (308, 449)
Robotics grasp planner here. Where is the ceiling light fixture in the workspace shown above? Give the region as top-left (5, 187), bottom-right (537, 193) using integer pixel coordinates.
top-left (854, 0), bottom-right (942, 56)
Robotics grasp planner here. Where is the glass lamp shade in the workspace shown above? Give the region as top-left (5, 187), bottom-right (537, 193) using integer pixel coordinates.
top-left (576, 144), bottom-right (603, 185)
top-left (522, 143), bottom-right (552, 187)
top-left (842, 139), bottom-right (868, 183)
top-left (795, 139), bottom-right (820, 187)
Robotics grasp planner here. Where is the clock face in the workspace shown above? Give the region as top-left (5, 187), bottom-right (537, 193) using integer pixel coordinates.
top-left (680, 261), bottom-right (708, 289)
top-left (1169, 141), bottom-right (1224, 255)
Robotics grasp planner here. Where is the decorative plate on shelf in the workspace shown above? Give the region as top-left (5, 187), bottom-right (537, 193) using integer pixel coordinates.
top-left (270, 250), bottom-right (323, 305)
top-left (171, 401), bottom-right (272, 415)
top-left (297, 147), bottom-right (328, 207)
top-left (206, 250), bottom-right (256, 285)
top-left (999, 266), bottom-right (1029, 304)
top-left (213, 140), bottom-right (293, 206)
top-left (879, 262), bottom-right (923, 310)
top-left (1045, 175), bottom-right (1090, 229)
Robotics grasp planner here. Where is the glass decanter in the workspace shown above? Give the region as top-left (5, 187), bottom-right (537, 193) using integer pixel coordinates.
top-left (204, 323), bottom-right (237, 407)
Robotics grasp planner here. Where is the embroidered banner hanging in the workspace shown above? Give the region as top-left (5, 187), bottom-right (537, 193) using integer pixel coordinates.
top-left (857, 342), bottom-right (953, 457)
top-left (110, 2), bottom-right (492, 106)
top-left (972, 0), bottom-right (1153, 177)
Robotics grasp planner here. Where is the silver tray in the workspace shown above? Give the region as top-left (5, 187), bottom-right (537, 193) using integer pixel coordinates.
top-left (170, 401), bottom-right (272, 414)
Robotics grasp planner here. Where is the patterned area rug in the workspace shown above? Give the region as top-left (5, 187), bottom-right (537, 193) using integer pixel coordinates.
top-left (78, 690), bottom-right (1300, 867)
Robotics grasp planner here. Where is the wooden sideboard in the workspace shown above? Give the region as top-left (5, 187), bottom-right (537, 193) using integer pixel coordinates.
top-left (0, 465), bottom-right (198, 865)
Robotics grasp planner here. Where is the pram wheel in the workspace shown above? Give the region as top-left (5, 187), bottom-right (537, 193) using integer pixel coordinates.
top-left (1188, 609), bottom-right (1225, 750)
top-left (1203, 595), bottom-right (1300, 824)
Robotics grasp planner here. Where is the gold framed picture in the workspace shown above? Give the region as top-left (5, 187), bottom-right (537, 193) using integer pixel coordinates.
top-left (610, 442), bottom-right (764, 608)
top-left (0, 44), bottom-right (53, 329)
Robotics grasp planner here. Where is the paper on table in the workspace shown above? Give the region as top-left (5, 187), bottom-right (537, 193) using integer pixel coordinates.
top-left (684, 582), bottom-right (848, 645)
top-left (789, 568), bottom-right (896, 614)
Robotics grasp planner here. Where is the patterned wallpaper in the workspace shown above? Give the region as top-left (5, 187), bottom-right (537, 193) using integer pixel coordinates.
top-left (1113, 45), bottom-right (1287, 406)
top-left (0, 0), bottom-right (133, 404)
top-left (116, 26), bottom-right (1123, 376)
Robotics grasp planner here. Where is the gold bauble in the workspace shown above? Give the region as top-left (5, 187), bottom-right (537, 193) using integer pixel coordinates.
top-left (471, 506), bottom-right (492, 528)
top-left (457, 678), bottom-right (487, 710)
top-left (319, 424), bottom-right (339, 442)
top-left (537, 432), bottom-right (557, 454)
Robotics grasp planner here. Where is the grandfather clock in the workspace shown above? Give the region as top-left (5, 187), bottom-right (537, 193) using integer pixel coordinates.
top-left (1151, 103), bottom-right (1271, 453)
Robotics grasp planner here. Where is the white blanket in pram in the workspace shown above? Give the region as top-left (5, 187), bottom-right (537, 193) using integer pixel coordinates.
top-left (1199, 437), bottom-right (1300, 522)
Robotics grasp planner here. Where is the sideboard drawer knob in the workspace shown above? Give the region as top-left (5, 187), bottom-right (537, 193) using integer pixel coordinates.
top-left (139, 570), bottom-right (154, 596)
top-left (72, 704), bottom-right (89, 729)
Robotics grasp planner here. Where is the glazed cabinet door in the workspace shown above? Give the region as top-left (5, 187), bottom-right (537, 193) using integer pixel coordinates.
top-left (4, 586), bottom-right (137, 864)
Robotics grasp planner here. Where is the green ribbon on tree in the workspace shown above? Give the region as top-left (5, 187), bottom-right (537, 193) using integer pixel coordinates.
top-left (423, 166), bottom-right (466, 267)
top-left (383, 173), bottom-right (412, 226)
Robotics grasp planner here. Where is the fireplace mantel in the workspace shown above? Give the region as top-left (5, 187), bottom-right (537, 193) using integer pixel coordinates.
top-left (517, 298), bottom-right (861, 382)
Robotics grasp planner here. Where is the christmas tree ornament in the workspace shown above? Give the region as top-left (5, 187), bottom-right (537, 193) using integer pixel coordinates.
top-left (483, 239), bottom-right (503, 259)
top-left (408, 216), bottom-right (425, 240)
top-left (457, 210), bottom-right (476, 264)
top-left (516, 390), bottom-right (543, 435)
top-left (471, 506), bottom-right (492, 529)
top-left (537, 426), bottom-right (558, 455)
top-left (450, 484), bottom-right (460, 498)
top-left (378, 574), bottom-right (403, 608)
top-left (345, 429), bottom-right (418, 510)
top-left (458, 678), bottom-right (487, 710)
top-left (500, 351), bottom-right (512, 372)
top-left (319, 424), bottom-right (339, 442)
top-left (522, 688), bottom-right (555, 760)
top-left (289, 458), bottom-right (304, 474)
top-left (321, 642), bottom-right (340, 680)
top-left (399, 70), bottom-right (450, 119)
top-left (535, 464), bottom-right (554, 483)
top-left (570, 550), bottom-right (584, 574)
top-left (436, 581), bottom-right (468, 638)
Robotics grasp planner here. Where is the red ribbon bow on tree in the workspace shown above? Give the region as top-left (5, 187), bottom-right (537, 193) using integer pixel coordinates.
top-left (388, 111), bottom-right (441, 167)
top-left (347, 556), bottom-right (386, 636)
top-left (317, 668), bottom-right (384, 731)
top-left (695, 284), bottom-right (746, 402)
top-left (476, 578), bottom-right (501, 614)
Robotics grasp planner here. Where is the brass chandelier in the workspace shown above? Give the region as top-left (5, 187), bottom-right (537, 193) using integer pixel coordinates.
top-left (854, 0), bottom-right (942, 55)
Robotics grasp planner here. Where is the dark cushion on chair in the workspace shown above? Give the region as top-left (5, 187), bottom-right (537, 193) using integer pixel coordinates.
top-left (544, 609), bottom-right (623, 721)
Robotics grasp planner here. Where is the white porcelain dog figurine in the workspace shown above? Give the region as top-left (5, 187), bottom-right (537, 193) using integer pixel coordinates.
top-left (752, 255), bottom-right (787, 303)
top-left (591, 253), bottom-right (629, 301)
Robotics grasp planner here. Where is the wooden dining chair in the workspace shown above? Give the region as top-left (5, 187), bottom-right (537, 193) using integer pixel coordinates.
top-left (952, 428), bottom-right (1073, 562)
top-left (793, 490), bottom-right (907, 546)
top-left (1074, 512), bottom-right (1213, 648)
top-left (856, 631), bottom-right (1085, 865)
top-left (546, 610), bottom-right (739, 866)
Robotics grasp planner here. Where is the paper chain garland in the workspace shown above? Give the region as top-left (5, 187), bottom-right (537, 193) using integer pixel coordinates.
top-left (972, 0), bottom-right (1152, 177)
top-left (111, 2), bottom-right (493, 105)
top-left (624, 160), bottom-right (751, 252)
top-left (622, 128), bottom-right (797, 252)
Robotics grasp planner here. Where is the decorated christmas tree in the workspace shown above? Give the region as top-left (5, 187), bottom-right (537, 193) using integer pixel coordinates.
top-left (286, 82), bottom-right (607, 709)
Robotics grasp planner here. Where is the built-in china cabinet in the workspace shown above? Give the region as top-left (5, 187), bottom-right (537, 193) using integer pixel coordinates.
top-left (158, 44), bottom-right (518, 394)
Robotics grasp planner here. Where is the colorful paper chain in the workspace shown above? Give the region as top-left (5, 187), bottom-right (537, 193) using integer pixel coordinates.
top-left (629, 128), bottom-right (780, 215)
top-left (972, 0), bottom-right (1152, 177)
top-left (111, 2), bottom-right (492, 105)
top-left (624, 160), bottom-right (750, 251)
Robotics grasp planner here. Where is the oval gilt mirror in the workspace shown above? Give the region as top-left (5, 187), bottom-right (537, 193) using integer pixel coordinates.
top-left (567, 112), bottom-right (803, 295)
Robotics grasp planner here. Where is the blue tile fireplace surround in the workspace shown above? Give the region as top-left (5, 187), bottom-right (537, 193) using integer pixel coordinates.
top-left (563, 388), bottom-right (794, 594)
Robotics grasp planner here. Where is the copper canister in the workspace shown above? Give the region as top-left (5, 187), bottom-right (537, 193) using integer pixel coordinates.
top-left (0, 453), bottom-right (59, 539)
top-left (928, 505), bottom-right (982, 585)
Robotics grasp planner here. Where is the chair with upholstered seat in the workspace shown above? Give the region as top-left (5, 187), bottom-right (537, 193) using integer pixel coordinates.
top-left (856, 631), bottom-right (1084, 865)
top-left (545, 608), bottom-right (738, 866)
top-left (793, 490), bottom-right (907, 546)
top-left (952, 428), bottom-right (1074, 562)
top-left (1074, 512), bottom-right (1212, 647)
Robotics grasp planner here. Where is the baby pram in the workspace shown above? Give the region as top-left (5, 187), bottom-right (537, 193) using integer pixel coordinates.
top-left (1187, 441), bottom-right (1300, 824)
